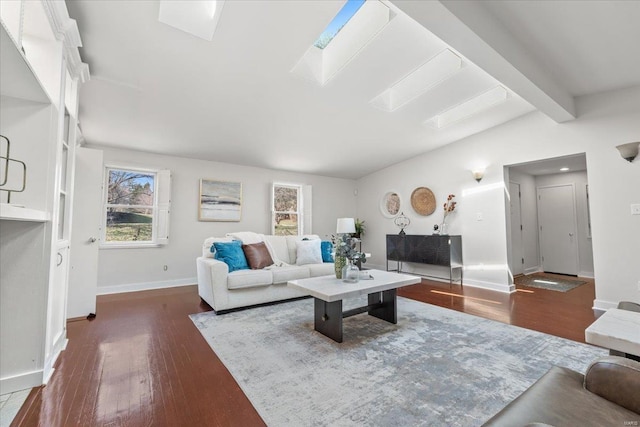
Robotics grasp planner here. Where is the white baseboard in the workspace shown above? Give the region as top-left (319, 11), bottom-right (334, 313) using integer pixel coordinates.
top-left (368, 264), bottom-right (513, 294)
top-left (43, 336), bottom-right (68, 385)
top-left (593, 299), bottom-right (617, 312)
top-left (0, 370), bottom-right (42, 395)
top-left (524, 266), bottom-right (542, 275)
top-left (463, 279), bottom-right (515, 293)
top-left (97, 277), bottom-right (197, 296)
top-left (578, 271), bottom-right (595, 279)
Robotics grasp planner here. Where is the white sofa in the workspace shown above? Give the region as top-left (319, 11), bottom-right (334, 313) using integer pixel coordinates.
top-left (196, 233), bottom-right (334, 312)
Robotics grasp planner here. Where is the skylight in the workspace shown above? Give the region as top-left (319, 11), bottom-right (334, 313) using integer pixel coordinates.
top-left (158, 0), bottom-right (225, 41)
top-left (291, 0), bottom-right (393, 85)
top-left (428, 86), bottom-right (509, 129)
top-left (314, 0), bottom-right (366, 49)
top-left (371, 49), bottom-right (462, 112)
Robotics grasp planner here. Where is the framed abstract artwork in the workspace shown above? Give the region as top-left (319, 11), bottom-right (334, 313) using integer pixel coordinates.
top-left (199, 179), bottom-right (242, 221)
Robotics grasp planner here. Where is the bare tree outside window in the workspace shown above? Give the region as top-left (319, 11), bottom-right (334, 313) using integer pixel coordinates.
top-left (273, 184), bottom-right (301, 236)
top-left (105, 169), bottom-right (155, 242)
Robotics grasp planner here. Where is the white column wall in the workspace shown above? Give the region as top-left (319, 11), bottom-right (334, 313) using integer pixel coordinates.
top-left (508, 170), bottom-right (540, 274)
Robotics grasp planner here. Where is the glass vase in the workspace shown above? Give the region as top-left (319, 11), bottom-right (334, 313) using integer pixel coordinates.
top-left (440, 221), bottom-right (447, 235)
top-left (343, 260), bottom-right (360, 283)
top-left (334, 256), bottom-right (347, 279)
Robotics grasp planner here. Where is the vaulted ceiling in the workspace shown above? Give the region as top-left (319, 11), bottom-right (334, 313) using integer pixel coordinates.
top-left (68, 0), bottom-right (640, 179)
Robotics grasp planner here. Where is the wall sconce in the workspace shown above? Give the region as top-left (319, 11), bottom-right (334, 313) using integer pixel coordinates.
top-left (616, 142), bottom-right (639, 162)
top-left (472, 169), bottom-right (485, 182)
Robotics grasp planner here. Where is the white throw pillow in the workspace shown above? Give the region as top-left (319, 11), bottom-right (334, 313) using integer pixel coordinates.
top-left (295, 240), bottom-right (322, 265)
top-left (226, 231), bottom-right (263, 245)
top-left (203, 237), bottom-right (234, 258)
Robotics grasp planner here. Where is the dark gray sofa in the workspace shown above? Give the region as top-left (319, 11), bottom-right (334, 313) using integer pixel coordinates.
top-left (482, 356), bottom-right (640, 426)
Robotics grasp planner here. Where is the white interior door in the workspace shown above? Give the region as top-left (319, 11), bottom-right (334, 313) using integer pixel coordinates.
top-left (509, 182), bottom-right (524, 276)
top-left (67, 147), bottom-right (103, 319)
top-left (537, 184), bottom-right (578, 275)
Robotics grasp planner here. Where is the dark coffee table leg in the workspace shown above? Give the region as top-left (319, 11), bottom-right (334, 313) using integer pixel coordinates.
top-left (368, 289), bottom-right (397, 324)
top-left (314, 298), bottom-right (343, 343)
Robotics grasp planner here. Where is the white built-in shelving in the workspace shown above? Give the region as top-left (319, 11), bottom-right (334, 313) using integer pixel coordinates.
top-left (0, 0), bottom-right (89, 395)
top-left (0, 204), bottom-right (50, 222)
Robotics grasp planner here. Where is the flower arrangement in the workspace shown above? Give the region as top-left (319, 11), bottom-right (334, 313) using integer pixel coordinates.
top-left (441, 194), bottom-right (457, 234)
top-left (331, 233), bottom-right (366, 262)
top-left (443, 194), bottom-right (457, 219)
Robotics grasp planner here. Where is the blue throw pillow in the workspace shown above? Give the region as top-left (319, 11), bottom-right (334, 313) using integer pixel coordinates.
top-left (213, 240), bottom-right (249, 272)
top-left (320, 241), bottom-right (334, 263)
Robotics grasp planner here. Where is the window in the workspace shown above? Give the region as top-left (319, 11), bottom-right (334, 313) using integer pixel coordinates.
top-left (271, 183), bottom-right (312, 236)
top-left (103, 166), bottom-right (170, 247)
top-left (291, 0), bottom-right (393, 86)
top-left (314, 0), bottom-right (366, 49)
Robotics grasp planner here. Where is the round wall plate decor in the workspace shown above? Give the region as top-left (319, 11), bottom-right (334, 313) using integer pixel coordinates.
top-left (410, 187), bottom-right (436, 216)
top-left (380, 191), bottom-right (401, 218)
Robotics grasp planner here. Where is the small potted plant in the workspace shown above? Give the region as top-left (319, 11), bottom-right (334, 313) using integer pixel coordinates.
top-left (353, 218), bottom-right (366, 239)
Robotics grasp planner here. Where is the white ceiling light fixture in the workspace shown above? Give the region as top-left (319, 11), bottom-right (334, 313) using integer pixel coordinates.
top-left (560, 167), bottom-right (569, 171)
top-left (427, 86), bottom-right (509, 129)
top-left (158, 0), bottom-right (225, 41)
top-left (371, 49), bottom-right (462, 112)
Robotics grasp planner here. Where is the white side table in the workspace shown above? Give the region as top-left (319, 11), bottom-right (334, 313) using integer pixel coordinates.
top-left (585, 308), bottom-right (640, 357)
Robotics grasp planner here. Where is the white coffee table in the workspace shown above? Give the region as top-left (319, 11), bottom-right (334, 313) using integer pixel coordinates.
top-left (288, 269), bottom-right (420, 343)
top-left (585, 308), bottom-right (640, 357)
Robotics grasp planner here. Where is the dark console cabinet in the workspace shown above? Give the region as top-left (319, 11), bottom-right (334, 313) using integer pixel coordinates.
top-left (386, 234), bottom-right (463, 284)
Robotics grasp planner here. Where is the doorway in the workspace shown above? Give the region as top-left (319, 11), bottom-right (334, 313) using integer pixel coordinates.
top-left (506, 153), bottom-right (594, 280)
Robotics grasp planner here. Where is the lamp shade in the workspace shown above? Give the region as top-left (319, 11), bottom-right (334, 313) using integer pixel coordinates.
top-left (336, 218), bottom-right (356, 234)
top-left (616, 142), bottom-right (639, 162)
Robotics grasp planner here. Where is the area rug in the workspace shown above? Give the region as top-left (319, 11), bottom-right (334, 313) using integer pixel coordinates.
top-left (515, 273), bottom-right (587, 292)
top-left (190, 297), bottom-right (605, 427)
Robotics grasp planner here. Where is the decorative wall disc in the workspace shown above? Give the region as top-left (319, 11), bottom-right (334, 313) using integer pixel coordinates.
top-left (410, 187), bottom-right (436, 216)
top-left (380, 191), bottom-right (402, 218)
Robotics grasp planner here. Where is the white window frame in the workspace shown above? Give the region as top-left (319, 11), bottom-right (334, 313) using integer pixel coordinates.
top-left (101, 165), bottom-right (171, 249)
top-left (271, 182), bottom-right (312, 236)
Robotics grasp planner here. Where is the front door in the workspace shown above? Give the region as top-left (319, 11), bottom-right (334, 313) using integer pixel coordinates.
top-left (537, 184), bottom-right (578, 275)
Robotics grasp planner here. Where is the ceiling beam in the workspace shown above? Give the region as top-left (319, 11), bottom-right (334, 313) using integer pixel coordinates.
top-left (393, 0), bottom-right (575, 123)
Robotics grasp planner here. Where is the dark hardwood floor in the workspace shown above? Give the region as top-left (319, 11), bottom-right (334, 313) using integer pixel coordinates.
top-left (13, 276), bottom-right (597, 427)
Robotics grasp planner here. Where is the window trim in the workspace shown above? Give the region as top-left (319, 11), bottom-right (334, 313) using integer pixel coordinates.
top-left (101, 165), bottom-right (167, 249)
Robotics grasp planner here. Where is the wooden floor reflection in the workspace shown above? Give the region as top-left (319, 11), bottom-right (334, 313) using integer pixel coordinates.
top-left (13, 277), bottom-right (596, 426)
top-left (398, 274), bottom-right (597, 343)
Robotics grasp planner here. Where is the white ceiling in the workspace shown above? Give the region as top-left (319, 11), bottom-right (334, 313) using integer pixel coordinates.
top-left (478, 0), bottom-right (640, 97)
top-left (68, 0), bottom-right (640, 179)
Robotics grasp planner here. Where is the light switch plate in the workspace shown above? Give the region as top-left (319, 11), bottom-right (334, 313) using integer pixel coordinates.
top-left (476, 212), bottom-right (483, 221)
top-left (631, 204), bottom-right (640, 215)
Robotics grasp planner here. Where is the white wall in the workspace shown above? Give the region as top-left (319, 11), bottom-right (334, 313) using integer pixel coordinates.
top-left (508, 170), bottom-right (540, 274)
top-left (356, 86), bottom-right (640, 308)
top-left (535, 170), bottom-right (594, 277)
top-left (80, 146), bottom-right (357, 293)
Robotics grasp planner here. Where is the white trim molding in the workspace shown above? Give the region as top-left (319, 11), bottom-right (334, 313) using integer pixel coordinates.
top-left (593, 299), bottom-right (618, 312)
top-left (97, 278), bottom-right (197, 296)
top-left (0, 370), bottom-right (43, 395)
top-left (42, 0), bottom-right (90, 82)
top-left (524, 266), bottom-right (542, 275)
top-left (463, 279), bottom-right (515, 294)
